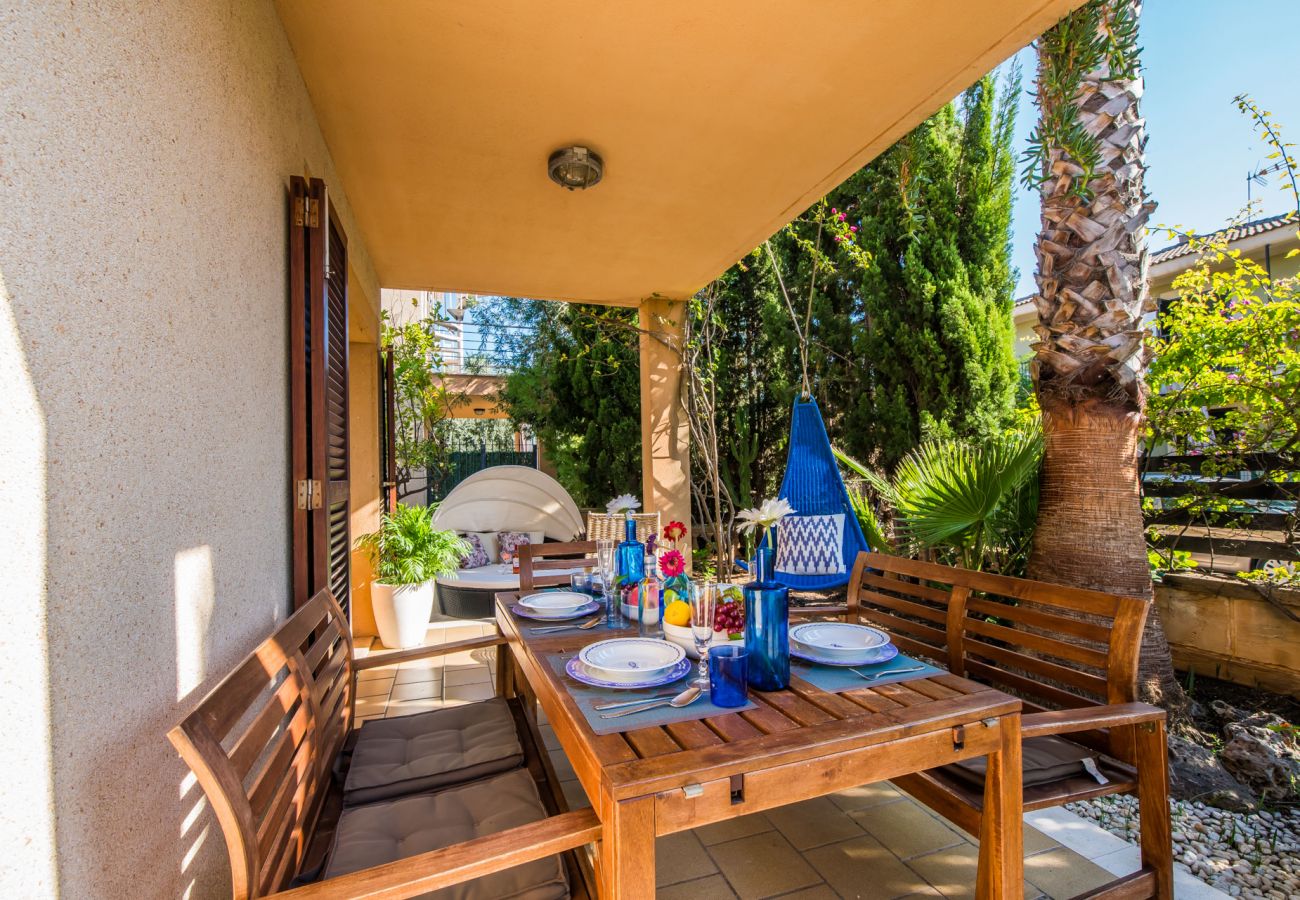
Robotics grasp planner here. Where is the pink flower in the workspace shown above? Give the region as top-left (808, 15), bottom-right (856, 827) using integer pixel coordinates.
top-left (830, 207), bottom-right (838, 215)
top-left (834, 235), bottom-right (843, 243)
top-left (659, 550), bottom-right (685, 577)
top-left (838, 213), bottom-right (846, 221)
top-left (850, 225), bottom-right (858, 232)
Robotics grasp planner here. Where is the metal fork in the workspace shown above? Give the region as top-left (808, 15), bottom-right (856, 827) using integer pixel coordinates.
top-left (528, 617), bottom-right (602, 634)
top-left (850, 664), bottom-right (925, 681)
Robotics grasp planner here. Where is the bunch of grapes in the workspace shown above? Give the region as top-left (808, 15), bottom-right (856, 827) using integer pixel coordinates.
top-left (713, 598), bottom-right (744, 636)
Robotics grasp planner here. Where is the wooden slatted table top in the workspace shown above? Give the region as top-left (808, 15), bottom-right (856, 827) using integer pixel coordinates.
top-left (496, 595), bottom-right (1021, 804)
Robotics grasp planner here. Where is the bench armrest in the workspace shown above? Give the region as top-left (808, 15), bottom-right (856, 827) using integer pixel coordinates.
top-left (354, 634), bottom-right (505, 671)
top-left (267, 808), bottom-right (600, 900)
top-left (1022, 702), bottom-right (1165, 739)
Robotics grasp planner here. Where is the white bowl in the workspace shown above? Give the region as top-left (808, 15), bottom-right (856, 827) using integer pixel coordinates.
top-left (519, 591), bottom-right (590, 616)
top-left (578, 638), bottom-right (685, 684)
top-left (663, 622), bottom-right (743, 660)
top-left (789, 622), bottom-right (889, 660)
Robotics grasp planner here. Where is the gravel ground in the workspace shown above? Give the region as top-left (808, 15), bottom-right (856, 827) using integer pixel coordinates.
top-left (1067, 795), bottom-right (1300, 899)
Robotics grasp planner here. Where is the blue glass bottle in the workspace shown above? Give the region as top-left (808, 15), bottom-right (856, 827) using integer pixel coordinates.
top-left (615, 517), bottom-right (645, 623)
top-left (743, 545), bottom-right (789, 690)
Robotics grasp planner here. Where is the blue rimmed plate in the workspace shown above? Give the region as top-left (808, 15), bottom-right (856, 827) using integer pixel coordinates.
top-left (511, 600), bottom-right (601, 621)
top-left (789, 640), bottom-right (898, 668)
top-left (565, 656), bottom-right (692, 690)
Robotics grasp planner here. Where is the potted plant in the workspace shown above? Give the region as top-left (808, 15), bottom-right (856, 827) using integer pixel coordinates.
top-left (355, 504), bottom-right (471, 649)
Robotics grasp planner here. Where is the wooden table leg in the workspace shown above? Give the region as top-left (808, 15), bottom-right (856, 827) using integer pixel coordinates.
top-left (598, 794), bottom-right (655, 899)
top-left (976, 712), bottom-right (1023, 899)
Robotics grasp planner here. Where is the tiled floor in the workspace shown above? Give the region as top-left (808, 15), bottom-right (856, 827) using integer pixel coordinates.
top-left (354, 622), bottom-right (1121, 900)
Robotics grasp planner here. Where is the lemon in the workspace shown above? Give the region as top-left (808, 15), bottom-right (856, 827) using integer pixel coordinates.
top-left (663, 600), bottom-right (691, 627)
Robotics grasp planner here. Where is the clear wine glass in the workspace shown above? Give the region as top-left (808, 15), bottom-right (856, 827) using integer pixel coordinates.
top-left (595, 539), bottom-right (619, 626)
top-left (688, 581), bottom-right (718, 687)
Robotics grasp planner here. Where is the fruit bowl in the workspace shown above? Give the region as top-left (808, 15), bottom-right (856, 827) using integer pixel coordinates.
top-left (663, 622), bottom-right (743, 660)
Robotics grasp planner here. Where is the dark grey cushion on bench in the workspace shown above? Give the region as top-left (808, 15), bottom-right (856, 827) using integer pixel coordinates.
top-left (324, 768), bottom-right (569, 900)
top-left (944, 735), bottom-right (1105, 788)
top-left (343, 698), bottom-right (524, 805)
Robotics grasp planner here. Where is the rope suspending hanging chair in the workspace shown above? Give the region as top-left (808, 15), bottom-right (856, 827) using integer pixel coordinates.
top-left (748, 239), bottom-right (870, 590)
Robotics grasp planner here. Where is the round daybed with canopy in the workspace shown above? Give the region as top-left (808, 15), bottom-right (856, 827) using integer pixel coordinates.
top-left (430, 466), bottom-right (584, 618)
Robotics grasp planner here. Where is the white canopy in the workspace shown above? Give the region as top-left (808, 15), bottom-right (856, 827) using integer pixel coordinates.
top-left (431, 466), bottom-right (584, 541)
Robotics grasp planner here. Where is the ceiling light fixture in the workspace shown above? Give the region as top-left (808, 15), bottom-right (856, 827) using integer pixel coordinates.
top-left (548, 146), bottom-right (603, 191)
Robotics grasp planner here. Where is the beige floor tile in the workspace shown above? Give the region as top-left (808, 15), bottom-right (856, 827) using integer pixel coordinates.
top-left (656, 830), bottom-right (718, 887)
top-left (355, 677), bottom-right (394, 699)
top-left (1022, 825), bottom-right (1061, 857)
top-left (444, 665), bottom-right (491, 686)
top-left (851, 799), bottom-right (965, 860)
top-left (829, 781), bottom-right (904, 813)
top-left (694, 812), bottom-right (774, 847)
top-left (707, 830), bottom-right (823, 899)
top-left (559, 779), bottom-right (591, 810)
top-left (389, 680), bottom-right (440, 702)
top-left (767, 886), bottom-right (840, 900)
top-left (904, 843), bottom-right (1036, 900)
top-left (395, 663), bottom-right (442, 685)
top-left (656, 874), bottom-right (738, 900)
top-left (539, 723), bottom-right (561, 751)
top-left (765, 796), bottom-right (866, 851)
top-left (548, 748), bottom-right (577, 782)
top-left (354, 695), bottom-right (390, 718)
top-left (1023, 847), bottom-right (1113, 898)
top-left (442, 682), bottom-right (495, 705)
top-left (803, 833), bottom-right (925, 899)
top-left (384, 696), bottom-right (443, 717)
top-left (357, 664), bottom-right (396, 682)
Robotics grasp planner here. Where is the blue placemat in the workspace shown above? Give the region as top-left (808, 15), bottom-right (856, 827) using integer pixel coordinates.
top-left (545, 652), bottom-right (757, 736)
top-left (790, 653), bottom-right (945, 694)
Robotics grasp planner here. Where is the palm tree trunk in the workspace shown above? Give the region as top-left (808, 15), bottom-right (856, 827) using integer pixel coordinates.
top-left (1027, 400), bottom-right (1181, 704)
top-left (1026, 0), bottom-right (1184, 707)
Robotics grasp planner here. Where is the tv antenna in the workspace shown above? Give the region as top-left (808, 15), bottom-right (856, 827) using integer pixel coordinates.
top-left (1247, 160), bottom-right (1288, 209)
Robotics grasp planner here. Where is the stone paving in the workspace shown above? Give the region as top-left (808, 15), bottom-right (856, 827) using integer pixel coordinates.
top-left (356, 620), bottom-right (1224, 900)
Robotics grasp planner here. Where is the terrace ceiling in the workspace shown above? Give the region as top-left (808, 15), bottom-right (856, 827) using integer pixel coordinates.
top-left (276, 0), bottom-right (1081, 305)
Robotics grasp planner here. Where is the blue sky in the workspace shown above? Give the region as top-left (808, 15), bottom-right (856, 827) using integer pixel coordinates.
top-left (1006, 0), bottom-right (1300, 298)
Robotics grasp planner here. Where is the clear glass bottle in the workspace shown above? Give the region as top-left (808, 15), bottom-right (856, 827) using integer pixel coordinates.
top-left (638, 552), bottom-right (663, 639)
top-left (615, 516), bottom-right (645, 624)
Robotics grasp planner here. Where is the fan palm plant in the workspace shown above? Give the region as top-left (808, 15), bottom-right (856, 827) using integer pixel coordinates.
top-left (836, 429), bottom-right (1043, 574)
top-left (354, 504), bottom-right (470, 585)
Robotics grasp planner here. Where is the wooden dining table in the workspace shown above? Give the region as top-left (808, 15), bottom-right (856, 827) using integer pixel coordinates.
top-left (495, 594), bottom-right (1025, 899)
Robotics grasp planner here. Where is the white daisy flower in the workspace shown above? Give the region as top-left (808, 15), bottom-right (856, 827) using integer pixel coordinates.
top-left (736, 497), bottom-right (796, 533)
top-left (606, 494), bottom-right (641, 515)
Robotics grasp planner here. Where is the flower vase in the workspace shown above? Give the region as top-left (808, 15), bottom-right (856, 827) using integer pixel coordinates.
top-left (742, 547), bottom-right (789, 690)
top-left (663, 573), bottom-right (690, 605)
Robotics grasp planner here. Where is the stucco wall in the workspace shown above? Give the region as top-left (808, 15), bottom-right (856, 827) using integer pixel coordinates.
top-left (0, 2), bottom-right (378, 897)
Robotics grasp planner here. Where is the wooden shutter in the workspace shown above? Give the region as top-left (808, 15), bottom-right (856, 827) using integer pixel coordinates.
top-left (380, 347), bottom-right (398, 513)
top-left (290, 175), bottom-right (351, 617)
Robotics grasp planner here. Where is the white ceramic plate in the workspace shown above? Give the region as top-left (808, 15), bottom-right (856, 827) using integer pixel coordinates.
top-left (789, 639), bottom-right (899, 667)
top-left (789, 622), bottom-right (889, 660)
top-left (519, 591), bottom-right (590, 613)
top-left (578, 638), bottom-right (685, 684)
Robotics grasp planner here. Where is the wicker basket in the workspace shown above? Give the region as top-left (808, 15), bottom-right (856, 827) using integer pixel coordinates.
top-left (585, 512), bottom-right (661, 544)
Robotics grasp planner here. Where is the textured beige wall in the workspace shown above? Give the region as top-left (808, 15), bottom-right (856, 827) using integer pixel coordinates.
top-left (0, 2), bottom-right (378, 897)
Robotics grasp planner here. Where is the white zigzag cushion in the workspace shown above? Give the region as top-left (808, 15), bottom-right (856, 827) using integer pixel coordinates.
top-left (776, 514), bottom-right (845, 576)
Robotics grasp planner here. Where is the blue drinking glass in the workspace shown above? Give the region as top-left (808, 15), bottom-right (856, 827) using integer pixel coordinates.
top-left (743, 546), bottom-right (790, 690)
top-left (708, 645), bottom-right (749, 708)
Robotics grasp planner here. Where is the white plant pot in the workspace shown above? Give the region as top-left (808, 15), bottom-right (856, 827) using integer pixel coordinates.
top-left (371, 580), bottom-right (434, 649)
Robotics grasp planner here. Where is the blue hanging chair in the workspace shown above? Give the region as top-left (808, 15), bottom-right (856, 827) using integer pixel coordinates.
top-left (767, 397), bottom-right (870, 590)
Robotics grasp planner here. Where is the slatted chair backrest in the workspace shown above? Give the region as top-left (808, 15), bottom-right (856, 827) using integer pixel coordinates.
top-left (850, 553), bottom-right (1149, 721)
top-left (519, 540), bottom-right (599, 593)
top-left (168, 589), bottom-right (354, 899)
top-left (584, 512), bottom-right (660, 545)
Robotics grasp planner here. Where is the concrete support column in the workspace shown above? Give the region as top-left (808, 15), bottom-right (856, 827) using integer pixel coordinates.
top-left (637, 297), bottom-right (691, 553)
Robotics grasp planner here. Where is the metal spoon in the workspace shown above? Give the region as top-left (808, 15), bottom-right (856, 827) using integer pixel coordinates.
top-left (528, 617), bottom-right (602, 634)
top-left (599, 685), bottom-right (701, 719)
top-left (850, 664), bottom-right (925, 681)
top-left (593, 690), bottom-right (680, 711)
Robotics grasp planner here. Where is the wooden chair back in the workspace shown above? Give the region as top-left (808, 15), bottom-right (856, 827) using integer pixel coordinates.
top-left (168, 590), bottom-right (354, 899)
top-left (584, 511), bottom-right (660, 545)
top-left (849, 552), bottom-right (1149, 717)
top-left (519, 540), bottom-right (598, 593)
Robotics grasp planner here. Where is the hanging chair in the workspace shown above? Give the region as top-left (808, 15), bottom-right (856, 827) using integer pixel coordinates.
top-left (767, 397), bottom-right (870, 590)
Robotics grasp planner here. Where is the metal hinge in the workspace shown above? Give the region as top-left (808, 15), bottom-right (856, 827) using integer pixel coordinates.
top-left (294, 196), bottom-right (321, 228)
top-left (297, 479), bottom-right (323, 510)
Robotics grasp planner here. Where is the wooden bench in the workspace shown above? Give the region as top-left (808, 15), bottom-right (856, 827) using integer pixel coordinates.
top-left (519, 540), bottom-right (598, 593)
top-left (168, 589), bottom-right (598, 899)
top-left (843, 552), bottom-right (1173, 899)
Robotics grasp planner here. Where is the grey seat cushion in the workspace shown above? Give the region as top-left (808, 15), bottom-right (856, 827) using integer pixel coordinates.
top-left (343, 698), bottom-right (524, 805)
top-left (324, 768), bottom-right (569, 900)
top-left (944, 735), bottom-right (1108, 789)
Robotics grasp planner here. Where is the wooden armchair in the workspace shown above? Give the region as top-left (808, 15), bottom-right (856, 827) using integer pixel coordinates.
top-left (846, 553), bottom-right (1173, 899)
top-left (168, 589), bottom-right (597, 899)
top-left (519, 540), bottom-right (598, 593)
